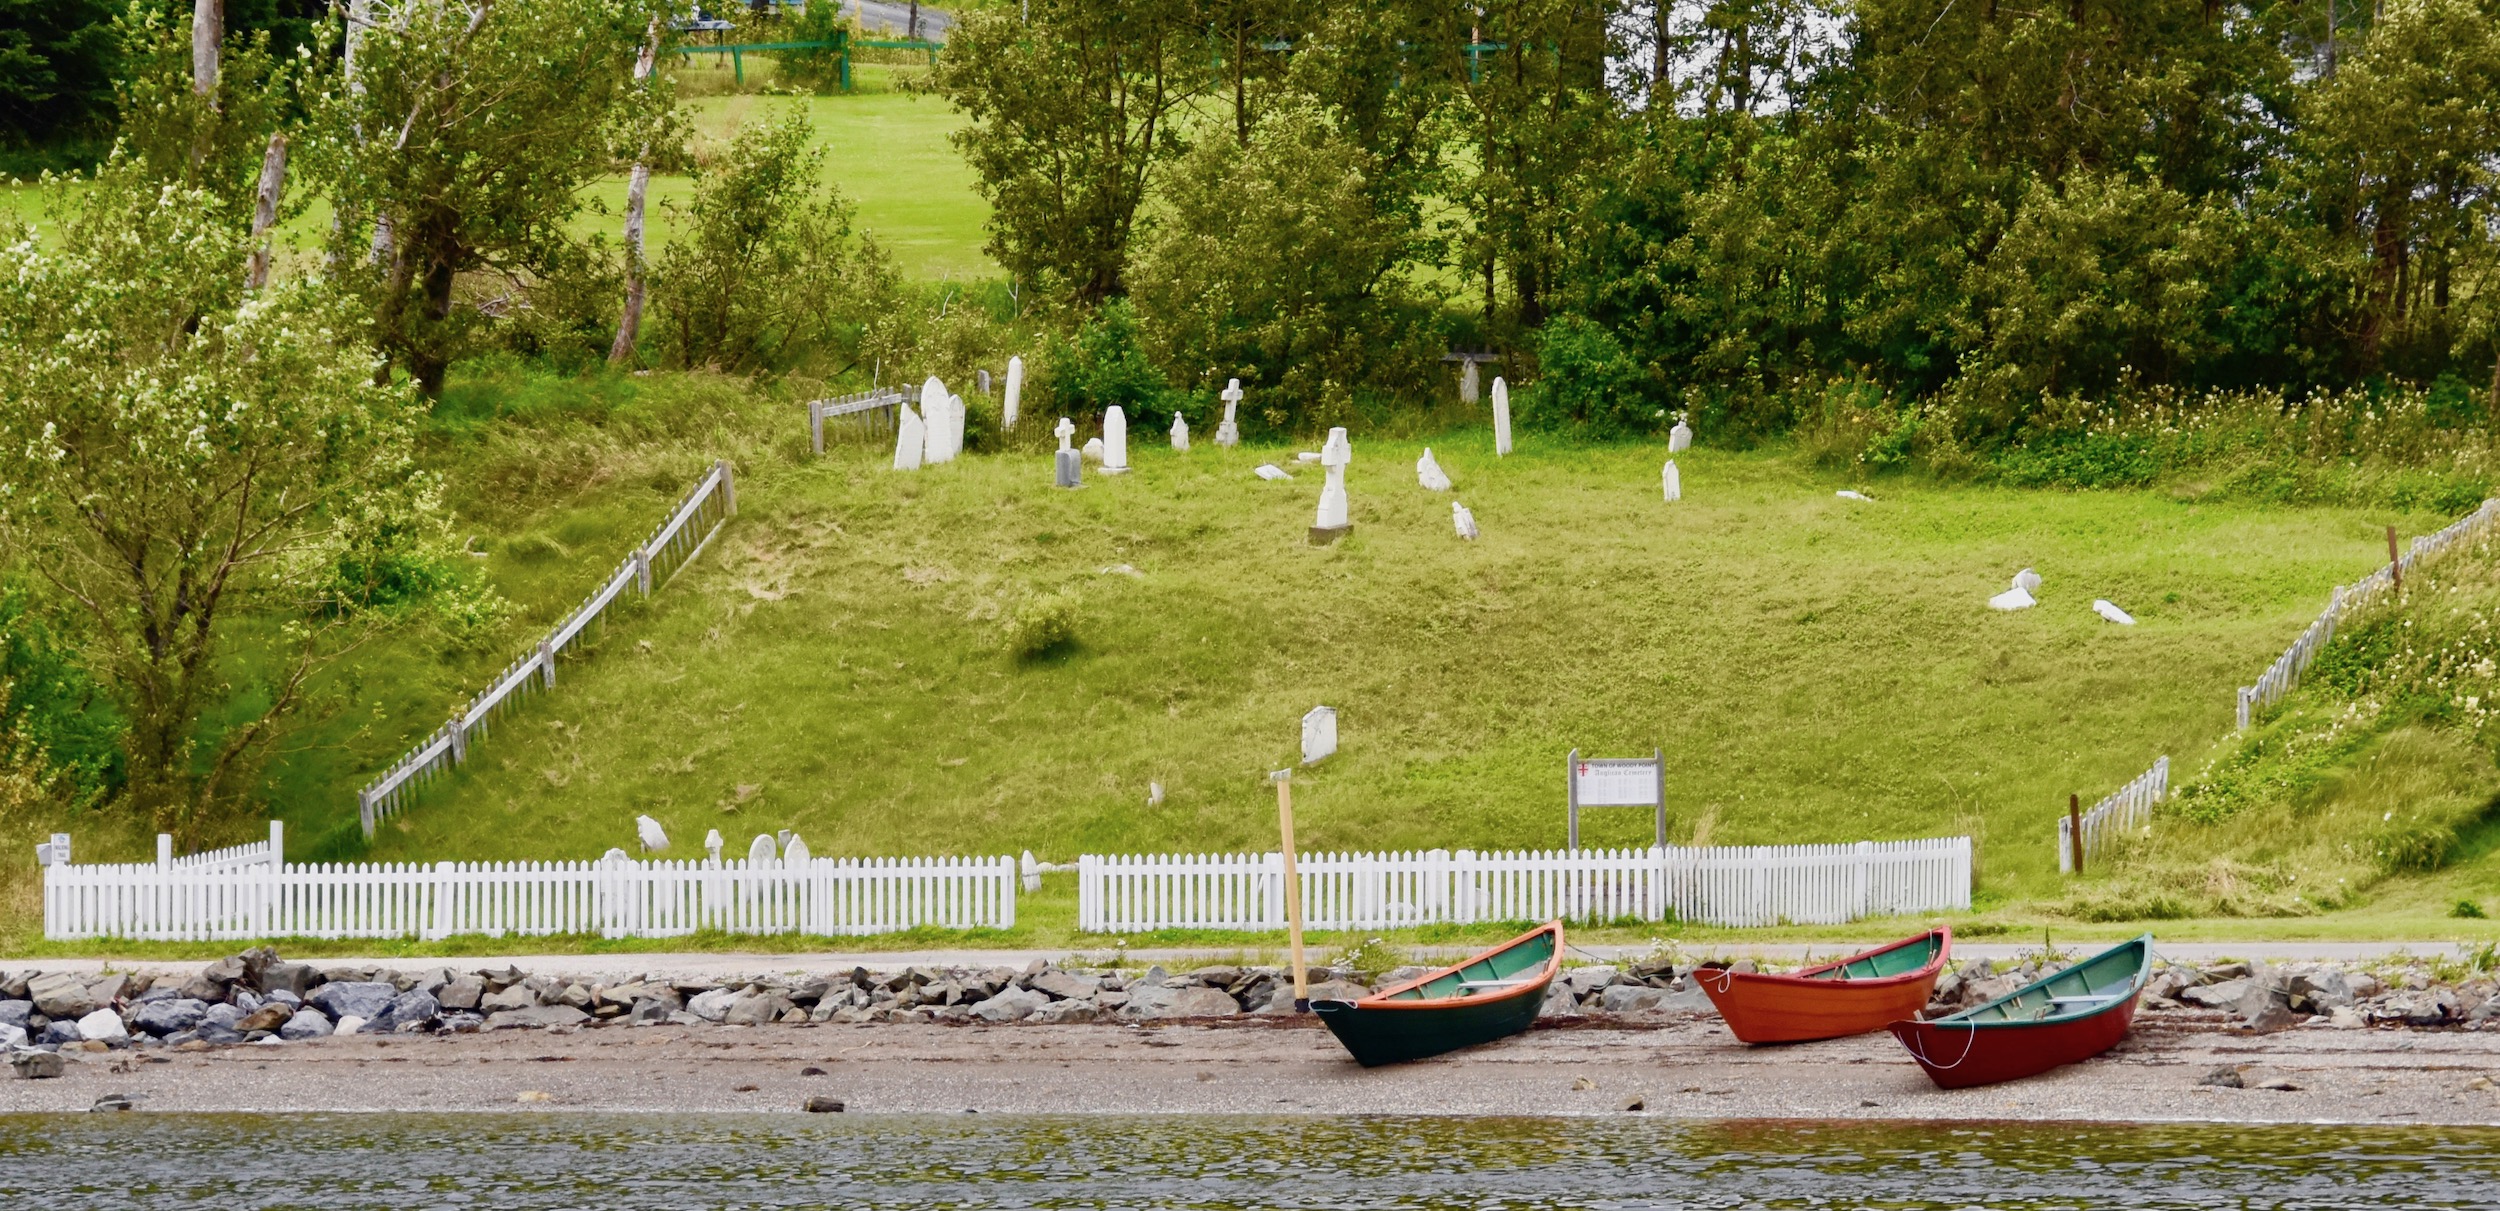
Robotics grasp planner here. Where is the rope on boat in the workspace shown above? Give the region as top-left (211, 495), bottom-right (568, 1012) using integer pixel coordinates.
top-left (1902, 1019), bottom-right (1981, 1071)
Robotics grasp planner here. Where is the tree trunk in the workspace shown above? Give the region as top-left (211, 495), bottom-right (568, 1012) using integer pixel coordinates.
top-left (610, 19), bottom-right (661, 364)
top-left (193, 0), bottom-right (222, 96)
top-left (414, 255), bottom-right (457, 397)
top-left (246, 133), bottom-right (288, 289)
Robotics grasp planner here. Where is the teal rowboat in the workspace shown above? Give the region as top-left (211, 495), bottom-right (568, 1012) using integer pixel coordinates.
top-left (1313, 922), bottom-right (1562, 1067)
top-left (1887, 933), bottom-right (2154, 1088)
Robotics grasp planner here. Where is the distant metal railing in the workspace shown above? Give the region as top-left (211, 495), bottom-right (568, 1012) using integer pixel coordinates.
top-left (354, 461), bottom-right (738, 837)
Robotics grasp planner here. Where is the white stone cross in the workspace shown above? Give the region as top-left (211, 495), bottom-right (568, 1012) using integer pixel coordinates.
top-left (1055, 416), bottom-right (1076, 451)
top-left (1216, 378), bottom-right (1243, 448)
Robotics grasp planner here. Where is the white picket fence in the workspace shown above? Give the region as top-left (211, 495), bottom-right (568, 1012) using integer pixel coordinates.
top-left (1076, 839), bottom-right (1972, 932)
top-left (806, 386), bottom-right (911, 452)
top-left (43, 849), bottom-right (1017, 942)
top-left (356, 460), bottom-right (737, 837)
top-left (2237, 498), bottom-right (2500, 730)
top-left (2058, 756), bottom-right (2168, 873)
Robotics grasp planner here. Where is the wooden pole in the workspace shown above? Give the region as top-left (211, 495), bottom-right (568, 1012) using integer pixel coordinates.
top-left (2068, 793), bottom-right (2084, 876)
top-left (2388, 524), bottom-right (2402, 589)
top-left (1275, 769), bottom-right (1309, 1011)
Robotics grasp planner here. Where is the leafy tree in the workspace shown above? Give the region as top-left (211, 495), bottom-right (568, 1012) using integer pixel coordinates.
top-left (0, 162), bottom-right (450, 843)
top-left (653, 106), bottom-right (900, 373)
top-left (303, 0), bottom-right (677, 395)
top-left (933, 0), bottom-right (1207, 304)
top-left (0, 0), bottom-right (120, 153)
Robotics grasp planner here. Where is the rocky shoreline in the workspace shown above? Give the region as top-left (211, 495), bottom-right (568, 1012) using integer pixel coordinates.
top-left (6, 944), bottom-right (2496, 1075)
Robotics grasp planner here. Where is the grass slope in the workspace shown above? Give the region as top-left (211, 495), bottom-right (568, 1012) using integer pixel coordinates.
top-left (313, 403), bottom-right (2442, 918)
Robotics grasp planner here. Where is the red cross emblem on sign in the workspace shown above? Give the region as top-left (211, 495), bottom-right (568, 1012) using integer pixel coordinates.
top-left (1577, 763), bottom-right (1590, 777)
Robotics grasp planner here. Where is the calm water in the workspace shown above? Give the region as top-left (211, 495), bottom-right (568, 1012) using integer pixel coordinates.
top-left (3, 1113), bottom-right (2494, 1208)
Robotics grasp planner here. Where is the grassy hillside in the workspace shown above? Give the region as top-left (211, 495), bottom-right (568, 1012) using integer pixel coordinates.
top-left (236, 372), bottom-right (2452, 910)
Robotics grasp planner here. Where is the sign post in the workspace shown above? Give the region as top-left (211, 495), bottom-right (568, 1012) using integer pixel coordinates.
top-left (1567, 748), bottom-right (1666, 850)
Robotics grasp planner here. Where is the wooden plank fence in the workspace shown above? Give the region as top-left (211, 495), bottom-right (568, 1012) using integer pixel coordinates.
top-left (2238, 498), bottom-right (2500, 730)
top-left (43, 848), bottom-right (1016, 942)
top-left (806, 386), bottom-right (911, 452)
top-left (1077, 839), bottom-right (1971, 932)
top-left (355, 460), bottom-right (737, 837)
top-left (2058, 756), bottom-right (2168, 873)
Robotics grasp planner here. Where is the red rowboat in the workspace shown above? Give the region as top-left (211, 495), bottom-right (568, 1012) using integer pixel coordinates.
top-left (1692, 927), bottom-right (1951, 1043)
top-left (1886, 933), bottom-right (2153, 1089)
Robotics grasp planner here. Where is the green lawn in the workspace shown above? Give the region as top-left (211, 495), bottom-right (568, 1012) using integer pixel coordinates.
top-left (246, 389), bottom-right (2457, 916)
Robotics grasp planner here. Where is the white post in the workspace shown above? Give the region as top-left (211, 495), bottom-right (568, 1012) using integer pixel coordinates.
top-left (718, 459), bottom-right (737, 516)
top-left (431, 861), bottom-right (455, 941)
top-left (538, 640), bottom-right (556, 689)
top-left (635, 546), bottom-right (653, 595)
top-left (157, 834), bottom-right (173, 869)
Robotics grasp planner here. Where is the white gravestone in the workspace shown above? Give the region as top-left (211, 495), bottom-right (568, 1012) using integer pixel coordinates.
top-left (1461, 359), bottom-right (1481, 405)
top-left (1452, 500), bottom-right (1478, 540)
top-left (1216, 379), bottom-right (1243, 447)
top-left (747, 833), bottom-right (777, 866)
top-left (704, 828), bottom-right (724, 864)
top-left (1312, 427), bottom-right (1352, 539)
top-left (1989, 570), bottom-right (2036, 611)
top-left (1836, 489), bottom-right (1873, 501)
top-left (1170, 411), bottom-right (1189, 452)
top-left (1054, 417), bottom-right (1081, 487)
top-left (977, 369), bottom-right (992, 396)
top-left (1253, 464), bottom-right (1291, 481)
top-left (783, 833), bottom-right (811, 863)
top-left (1102, 406), bottom-right (1130, 473)
top-left (920, 377), bottom-right (952, 463)
top-left (1492, 378), bottom-right (1513, 456)
top-left (2093, 599), bottom-right (2137, 626)
top-left (2014, 567), bottom-right (2042, 594)
top-left (1416, 448), bottom-right (1452, 492)
top-left (1301, 705), bottom-right (1338, 765)
top-left (893, 404), bottom-right (925, 471)
top-left (1661, 459), bottom-right (1680, 502)
top-left (1083, 436), bottom-right (1104, 462)
top-left (1668, 419), bottom-right (1692, 453)
top-left (1003, 356), bottom-right (1025, 430)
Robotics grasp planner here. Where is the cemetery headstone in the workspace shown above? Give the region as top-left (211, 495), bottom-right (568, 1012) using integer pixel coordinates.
top-left (1083, 437), bottom-right (1105, 462)
top-left (1254, 464), bottom-right (1292, 481)
top-left (1453, 500), bottom-right (1478, 540)
top-left (2093, 599), bottom-right (2137, 626)
top-left (1461, 359), bottom-right (1481, 405)
top-left (784, 834), bottom-right (811, 863)
top-left (2014, 567), bottom-right (2042, 594)
top-left (978, 369), bottom-right (992, 396)
top-left (1102, 406), bottom-right (1131, 473)
top-left (1216, 379), bottom-right (1243, 447)
top-left (1836, 489), bottom-right (1873, 502)
top-left (1988, 570), bottom-right (2037, 611)
top-left (1661, 459), bottom-right (1680, 502)
top-left (893, 405), bottom-right (925, 471)
top-left (704, 828), bottom-right (724, 864)
top-left (1311, 427), bottom-right (1352, 543)
top-left (1302, 706), bottom-right (1338, 764)
top-left (1003, 356), bottom-right (1025, 430)
top-left (1668, 419), bottom-right (1692, 453)
top-left (1416, 448), bottom-right (1452, 491)
top-left (921, 377), bottom-right (954, 463)
top-left (1170, 411), bottom-right (1189, 451)
top-left (1492, 378), bottom-right (1513, 456)
top-left (1054, 418), bottom-right (1081, 488)
top-left (747, 833), bottom-right (776, 866)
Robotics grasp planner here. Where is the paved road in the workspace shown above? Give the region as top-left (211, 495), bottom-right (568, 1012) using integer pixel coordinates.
top-left (12, 940), bottom-right (2485, 984)
top-left (843, 0), bottom-right (952, 39)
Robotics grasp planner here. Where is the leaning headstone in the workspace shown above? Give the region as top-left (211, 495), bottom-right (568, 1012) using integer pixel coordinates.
top-left (747, 833), bottom-right (777, 866)
top-left (1311, 427), bottom-right (1352, 543)
top-left (1083, 437), bottom-right (1105, 462)
top-left (2014, 567), bottom-right (2043, 594)
top-left (2093, 599), bottom-right (2137, 626)
top-left (1102, 407), bottom-right (1130, 473)
top-left (892, 405), bottom-right (925, 471)
top-left (1170, 411), bottom-right (1189, 452)
top-left (977, 369), bottom-right (992, 396)
top-left (1668, 419), bottom-right (1692, 453)
top-left (1661, 459), bottom-right (1681, 502)
top-left (1003, 356), bottom-right (1025, 430)
top-left (784, 834), bottom-right (811, 864)
top-left (1054, 418), bottom-right (1082, 488)
top-left (1216, 379), bottom-right (1243, 447)
top-left (1302, 706), bottom-right (1338, 765)
top-left (1452, 501), bottom-right (1478, 541)
top-left (1416, 448), bottom-right (1452, 492)
top-left (1492, 378), bottom-right (1513, 456)
top-left (1461, 359), bottom-right (1481, 405)
top-left (1988, 582), bottom-right (2036, 611)
top-left (1253, 464), bottom-right (1291, 481)
top-left (1836, 489), bottom-right (1873, 502)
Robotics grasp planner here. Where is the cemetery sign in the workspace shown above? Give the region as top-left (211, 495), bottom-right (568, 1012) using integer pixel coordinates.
top-left (1566, 748), bottom-right (1665, 849)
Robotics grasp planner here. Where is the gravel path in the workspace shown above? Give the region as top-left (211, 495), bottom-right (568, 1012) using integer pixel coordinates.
top-left (9, 1015), bottom-right (2498, 1124)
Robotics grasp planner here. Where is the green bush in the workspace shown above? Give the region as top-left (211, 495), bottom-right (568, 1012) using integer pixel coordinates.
top-left (2454, 899), bottom-right (2488, 919)
top-left (1520, 315), bottom-right (1657, 439)
top-left (1002, 589), bottom-right (1081, 659)
top-left (1038, 301), bottom-right (1168, 421)
top-left (776, 3), bottom-right (856, 94)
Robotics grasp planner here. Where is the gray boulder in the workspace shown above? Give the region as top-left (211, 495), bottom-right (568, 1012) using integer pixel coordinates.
top-left (1154, 986), bottom-right (1241, 1019)
top-left (483, 1005), bottom-right (591, 1031)
top-left (721, 992), bottom-right (794, 1027)
top-left (86, 974), bottom-right (128, 1006)
top-left (370, 990), bottom-right (441, 1034)
top-left (1601, 984), bottom-right (1669, 1015)
top-left (1538, 982), bottom-right (1583, 1020)
top-left (257, 961), bottom-right (318, 998)
top-left (2372, 989), bottom-right (2458, 1027)
top-left (2236, 978), bottom-right (2301, 1032)
top-left (308, 981), bottom-right (397, 1022)
top-left (2179, 978), bottom-right (2251, 1010)
top-left (266, 989), bottom-right (301, 1010)
top-left (1562, 967), bottom-right (1621, 997)
top-left (626, 998), bottom-right (672, 1026)
top-left (39, 1020), bottom-right (83, 1045)
top-left (0, 1000), bottom-right (32, 1030)
top-left (1031, 998), bottom-right (1098, 1024)
top-left (11, 1049), bottom-right (65, 1079)
top-left (436, 978), bottom-right (484, 1011)
top-left (76, 1008), bottom-right (128, 1041)
top-left (971, 987), bottom-right (1049, 1023)
top-left (2289, 969), bottom-right (2353, 1012)
top-left (1028, 970), bottom-right (1100, 1001)
top-left (236, 1004), bottom-right (293, 1034)
top-left (0, 1023), bottom-right (24, 1050)
top-left (278, 1008), bottom-right (333, 1041)
top-left (28, 973), bottom-right (95, 1020)
top-left (686, 988), bottom-right (740, 1022)
top-left (131, 998), bottom-right (209, 1037)
top-left (479, 984), bottom-right (541, 1014)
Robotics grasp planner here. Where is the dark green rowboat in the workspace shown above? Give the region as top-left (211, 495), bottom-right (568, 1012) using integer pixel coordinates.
top-left (1313, 921), bottom-right (1563, 1067)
